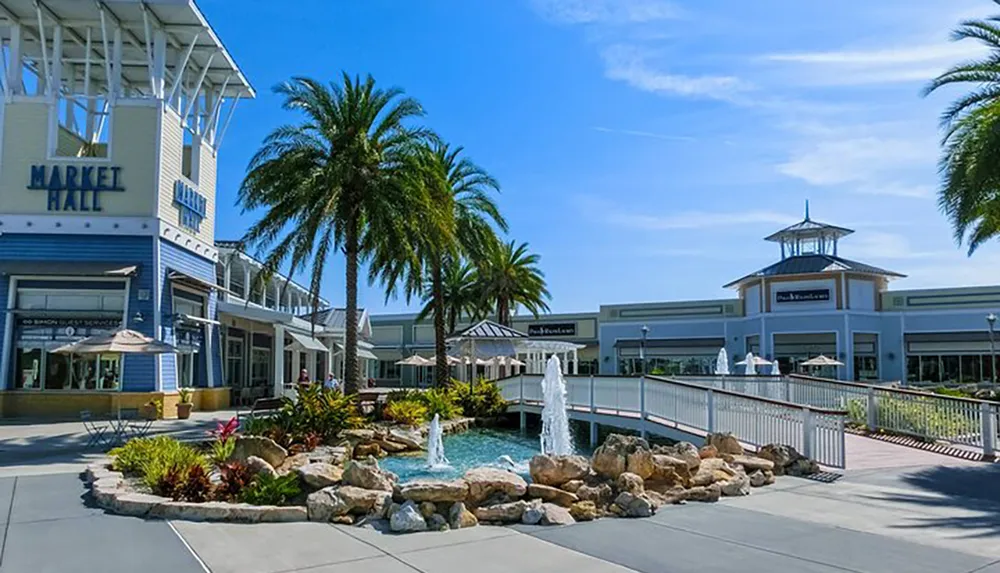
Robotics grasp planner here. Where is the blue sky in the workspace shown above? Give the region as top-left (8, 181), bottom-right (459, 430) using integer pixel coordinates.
top-left (201, 0), bottom-right (1000, 314)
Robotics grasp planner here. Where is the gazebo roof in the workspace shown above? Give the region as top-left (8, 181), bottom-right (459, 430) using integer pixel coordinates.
top-left (448, 319), bottom-right (528, 341)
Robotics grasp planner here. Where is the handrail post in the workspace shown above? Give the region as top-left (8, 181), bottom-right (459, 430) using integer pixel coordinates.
top-left (707, 388), bottom-right (716, 433)
top-left (519, 373), bottom-right (525, 432)
top-left (589, 373), bottom-right (595, 413)
top-left (802, 406), bottom-right (815, 460)
top-left (866, 386), bottom-right (878, 431)
top-left (982, 402), bottom-right (997, 460)
top-left (639, 375), bottom-right (647, 438)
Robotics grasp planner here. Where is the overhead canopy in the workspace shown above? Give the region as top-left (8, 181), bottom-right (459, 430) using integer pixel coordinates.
top-left (0, 261), bottom-right (136, 277)
top-left (448, 319), bottom-right (528, 341)
top-left (169, 270), bottom-right (236, 296)
top-left (286, 331), bottom-right (328, 353)
top-left (357, 347), bottom-right (378, 361)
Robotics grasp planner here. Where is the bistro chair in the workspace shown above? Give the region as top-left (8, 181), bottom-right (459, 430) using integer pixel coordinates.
top-left (80, 410), bottom-right (108, 448)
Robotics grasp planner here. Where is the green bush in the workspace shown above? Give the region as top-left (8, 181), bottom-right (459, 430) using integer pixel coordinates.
top-left (238, 472), bottom-right (301, 506)
top-left (209, 438), bottom-right (235, 466)
top-left (110, 436), bottom-right (208, 491)
top-left (245, 385), bottom-right (364, 447)
top-left (449, 378), bottom-right (507, 418)
top-left (384, 400), bottom-right (428, 426)
top-left (847, 396), bottom-right (979, 439)
top-left (387, 389), bottom-right (422, 404)
top-left (417, 388), bottom-right (461, 420)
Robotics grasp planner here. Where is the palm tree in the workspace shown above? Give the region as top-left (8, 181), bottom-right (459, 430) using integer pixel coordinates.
top-left (925, 11), bottom-right (1000, 254)
top-left (474, 239), bottom-right (551, 326)
top-left (238, 74), bottom-right (430, 394)
top-left (378, 143), bottom-right (507, 386)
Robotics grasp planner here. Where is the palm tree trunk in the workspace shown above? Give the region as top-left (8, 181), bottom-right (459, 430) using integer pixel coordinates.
top-left (344, 216), bottom-right (361, 394)
top-left (432, 262), bottom-right (448, 388)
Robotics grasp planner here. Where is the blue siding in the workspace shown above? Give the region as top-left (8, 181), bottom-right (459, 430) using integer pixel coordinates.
top-left (0, 234), bottom-right (156, 391)
top-left (158, 239), bottom-right (221, 391)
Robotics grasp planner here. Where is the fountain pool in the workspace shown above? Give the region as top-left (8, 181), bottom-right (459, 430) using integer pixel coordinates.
top-left (381, 429), bottom-right (550, 482)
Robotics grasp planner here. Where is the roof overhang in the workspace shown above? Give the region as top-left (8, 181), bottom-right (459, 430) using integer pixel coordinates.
top-left (286, 330), bottom-right (328, 353)
top-left (169, 269), bottom-right (236, 295)
top-left (0, 261), bottom-right (137, 277)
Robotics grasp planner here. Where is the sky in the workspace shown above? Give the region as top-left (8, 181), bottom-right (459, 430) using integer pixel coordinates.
top-left (199, 0), bottom-right (1000, 315)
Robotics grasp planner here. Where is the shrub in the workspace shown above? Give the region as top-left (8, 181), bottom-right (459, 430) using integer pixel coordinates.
top-left (209, 438), bottom-right (236, 467)
top-left (387, 389), bottom-right (422, 404)
top-left (153, 464), bottom-right (186, 499)
top-left (211, 417), bottom-right (240, 442)
top-left (418, 388), bottom-right (461, 420)
top-left (384, 400), bottom-right (428, 426)
top-left (238, 472), bottom-right (302, 506)
top-left (110, 436), bottom-right (208, 491)
top-left (177, 465), bottom-right (213, 502)
top-left (289, 432), bottom-right (321, 455)
top-left (449, 378), bottom-right (508, 418)
top-left (248, 385), bottom-right (364, 447)
top-left (215, 461), bottom-right (254, 502)
top-left (847, 396), bottom-right (979, 440)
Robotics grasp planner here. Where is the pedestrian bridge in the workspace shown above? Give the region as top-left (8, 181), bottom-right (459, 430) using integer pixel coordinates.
top-left (496, 373), bottom-right (1000, 470)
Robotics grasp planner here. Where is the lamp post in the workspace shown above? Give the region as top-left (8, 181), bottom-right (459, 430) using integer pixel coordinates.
top-left (639, 325), bottom-right (649, 375)
top-left (988, 313), bottom-right (997, 385)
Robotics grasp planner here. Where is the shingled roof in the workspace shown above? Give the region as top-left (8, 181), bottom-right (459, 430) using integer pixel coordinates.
top-left (724, 254), bottom-right (905, 288)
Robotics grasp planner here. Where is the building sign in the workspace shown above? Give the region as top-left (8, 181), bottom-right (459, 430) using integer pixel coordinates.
top-left (15, 316), bottom-right (121, 342)
top-left (27, 164), bottom-right (124, 212)
top-left (173, 180), bottom-right (207, 232)
top-left (776, 289), bottom-right (830, 303)
top-left (528, 323), bottom-right (576, 337)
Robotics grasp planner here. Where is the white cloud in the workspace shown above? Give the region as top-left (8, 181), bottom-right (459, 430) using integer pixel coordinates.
top-left (601, 45), bottom-right (752, 101)
top-left (530, 0), bottom-right (682, 24)
top-left (592, 126), bottom-right (694, 142)
top-left (580, 196), bottom-right (794, 230)
top-left (848, 232), bottom-right (949, 261)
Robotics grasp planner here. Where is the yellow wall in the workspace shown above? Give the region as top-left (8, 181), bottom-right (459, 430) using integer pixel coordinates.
top-left (0, 99), bottom-right (159, 216)
top-left (157, 106), bottom-right (216, 245)
top-left (0, 388), bottom-right (231, 420)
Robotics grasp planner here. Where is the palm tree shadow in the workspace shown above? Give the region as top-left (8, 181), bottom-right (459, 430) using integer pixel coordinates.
top-left (864, 464), bottom-right (1000, 539)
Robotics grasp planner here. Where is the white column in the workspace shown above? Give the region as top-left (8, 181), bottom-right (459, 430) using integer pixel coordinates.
top-left (306, 350), bottom-right (316, 381)
top-left (291, 348), bottom-right (301, 382)
top-left (273, 324), bottom-right (285, 397)
top-left (243, 265), bottom-right (251, 301)
top-left (259, 277), bottom-right (266, 306)
top-left (573, 349), bottom-right (579, 375)
top-left (7, 24), bottom-right (22, 96)
top-left (205, 324), bottom-right (216, 387)
top-left (152, 29), bottom-right (166, 98)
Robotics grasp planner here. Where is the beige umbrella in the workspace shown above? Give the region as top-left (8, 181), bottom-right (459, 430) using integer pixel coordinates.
top-left (52, 329), bottom-right (179, 355)
top-left (800, 355), bottom-right (844, 367)
top-left (735, 355), bottom-right (773, 366)
top-left (396, 355), bottom-right (431, 366)
top-left (429, 355), bottom-right (462, 366)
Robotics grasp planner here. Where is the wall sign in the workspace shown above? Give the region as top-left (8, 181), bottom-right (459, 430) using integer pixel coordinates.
top-left (776, 289), bottom-right (830, 303)
top-left (528, 323), bottom-right (576, 337)
top-left (16, 317), bottom-right (122, 328)
top-left (173, 180), bottom-right (207, 232)
top-left (27, 164), bottom-right (124, 212)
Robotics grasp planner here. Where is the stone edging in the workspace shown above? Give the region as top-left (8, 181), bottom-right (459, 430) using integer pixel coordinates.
top-left (83, 461), bottom-right (308, 523)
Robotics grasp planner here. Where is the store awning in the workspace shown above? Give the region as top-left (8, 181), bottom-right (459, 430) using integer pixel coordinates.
top-left (168, 270), bottom-right (237, 296)
top-left (358, 348), bottom-right (378, 361)
top-left (286, 331), bottom-right (328, 353)
top-left (0, 261), bottom-right (137, 277)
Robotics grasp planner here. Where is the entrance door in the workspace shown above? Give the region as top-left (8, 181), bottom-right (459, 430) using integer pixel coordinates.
top-left (178, 352), bottom-right (195, 388)
top-left (250, 348), bottom-right (271, 398)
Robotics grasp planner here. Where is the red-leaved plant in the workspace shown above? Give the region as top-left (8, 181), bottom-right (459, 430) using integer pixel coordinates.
top-left (210, 417), bottom-right (240, 442)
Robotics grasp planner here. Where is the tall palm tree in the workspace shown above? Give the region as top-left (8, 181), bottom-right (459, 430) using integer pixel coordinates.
top-left (379, 143), bottom-right (507, 386)
top-left (925, 10), bottom-right (1000, 254)
top-left (238, 74), bottom-right (429, 394)
top-left (475, 239), bottom-right (550, 326)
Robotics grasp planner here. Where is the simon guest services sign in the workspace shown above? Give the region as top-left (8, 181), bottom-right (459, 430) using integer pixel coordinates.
top-left (27, 164), bottom-right (124, 211)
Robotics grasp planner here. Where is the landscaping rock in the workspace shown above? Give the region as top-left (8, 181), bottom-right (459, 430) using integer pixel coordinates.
top-left (576, 483), bottom-right (614, 506)
top-left (706, 433), bottom-right (744, 456)
top-left (612, 492), bottom-right (654, 518)
top-left (232, 436), bottom-right (288, 468)
top-left (529, 455), bottom-right (590, 486)
top-left (626, 450), bottom-right (655, 479)
top-left (720, 473), bottom-right (751, 497)
top-left (279, 453), bottom-right (312, 474)
top-left (390, 501), bottom-right (428, 533)
top-left (561, 479), bottom-right (584, 493)
top-left (756, 444), bottom-right (796, 474)
top-left (110, 493), bottom-right (167, 517)
top-left (376, 440), bottom-right (409, 454)
top-left (615, 472), bottom-right (645, 495)
top-left (787, 458), bottom-right (821, 477)
top-left (685, 484), bottom-right (721, 503)
top-left (448, 502), bottom-right (479, 529)
top-left (399, 479), bottom-right (469, 503)
top-left (297, 463), bottom-right (343, 489)
top-left (310, 446), bottom-right (349, 466)
top-left (419, 501), bottom-right (437, 519)
top-left (342, 457), bottom-right (396, 492)
top-left (522, 499), bottom-right (544, 525)
top-left (691, 458), bottom-right (736, 487)
top-left (650, 454), bottom-right (692, 484)
top-left (463, 467), bottom-right (528, 506)
top-left (354, 443), bottom-right (384, 459)
top-left (245, 456), bottom-right (278, 479)
top-left (388, 428), bottom-right (424, 450)
top-left (331, 515), bottom-right (355, 525)
top-left (748, 470), bottom-right (768, 488)
top-left (698, 445), bottom-right (719, 459)
top-left (730, 455), bottom-right (775, 473)
top-left (340, 429), bottom-right (376, 442)
top-left (569, 500), bottom-right (598, 521)
top-left (474, 500), bottom-right (527, 523)
top-left (427, 513), bottom-right (449, 531)
top-left (653, 442), bottom-right (701, 470)
top-left (307, 486), bottom-right (392, 521)
top-left (540, 502), bottom-right (576, 525)
top-left (527, 483), bottom-right (579, 507)
top-left (592, 434), bottom-right (650, 479)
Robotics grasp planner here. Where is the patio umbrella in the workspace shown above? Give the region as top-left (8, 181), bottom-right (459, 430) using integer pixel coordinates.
top-left (52, 329), bottom-right (179, 355)
top-left (395, 355), bottom-right (431, 366)
top-left (429, 355), bottom-right (463, 366)
top-left (800, 355), bottom-right (844, 367)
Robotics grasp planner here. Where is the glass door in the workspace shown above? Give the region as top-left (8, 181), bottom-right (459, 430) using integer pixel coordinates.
top-left (250, 348), bottom-right (271, 398)
top-left (226, 338), bottom-right (244, 387)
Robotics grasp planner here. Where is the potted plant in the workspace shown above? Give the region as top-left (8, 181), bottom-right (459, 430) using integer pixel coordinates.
top-left (177, 387), bottom-right (193, 420)
top-left (140, 399), bottom-right (162, 421)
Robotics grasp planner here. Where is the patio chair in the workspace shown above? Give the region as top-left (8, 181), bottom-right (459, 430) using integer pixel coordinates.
top-left (128, 417), bottom-right (154, 440)
top-left (80, 410), bottom-right (108, 448)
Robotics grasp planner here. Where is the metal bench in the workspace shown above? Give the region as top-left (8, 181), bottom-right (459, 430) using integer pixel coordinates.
top-left (238, 397), bottom-right (284, 423)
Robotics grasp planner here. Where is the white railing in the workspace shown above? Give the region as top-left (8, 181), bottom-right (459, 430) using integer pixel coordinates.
top-left (672, 374), bottom-right (999, 458)
top-left (496, 374), bottom-right (848, 468)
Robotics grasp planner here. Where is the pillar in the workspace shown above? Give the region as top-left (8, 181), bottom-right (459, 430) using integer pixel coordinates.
top-left (273, 324), bottom-right (285, 398)
top-left (243, 265), bottom-right (251, 301)
top-left (291, 347), bottom-right (301, 382)
top-left (573, 349), bottom-right (579, 375)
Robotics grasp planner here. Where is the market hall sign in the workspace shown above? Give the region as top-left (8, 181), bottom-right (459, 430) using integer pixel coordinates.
top-left (775, 289), bottom-right (831, 303)
top-left (173, 180), bottom-right (207, 232)
top-left (27, 164), bottom-right (124, 212)
top-left (528, 323), bottom-right (576, 337)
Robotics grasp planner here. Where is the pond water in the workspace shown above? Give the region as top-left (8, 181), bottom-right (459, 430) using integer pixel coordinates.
top-left (380, 429), bottom-right (544, 482)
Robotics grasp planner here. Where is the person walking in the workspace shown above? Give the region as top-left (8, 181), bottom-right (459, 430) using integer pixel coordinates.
top-left (324, 373), bottom-right (340, 393)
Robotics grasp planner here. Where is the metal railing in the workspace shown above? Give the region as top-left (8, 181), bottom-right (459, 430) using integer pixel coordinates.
top-left (672, 374), bottom-right (999, 457)
top-left (495, 374), bottom-right (848, 468)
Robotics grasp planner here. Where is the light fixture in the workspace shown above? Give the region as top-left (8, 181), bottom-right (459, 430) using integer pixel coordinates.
top-left (133, 311), bottom-right (144, 324)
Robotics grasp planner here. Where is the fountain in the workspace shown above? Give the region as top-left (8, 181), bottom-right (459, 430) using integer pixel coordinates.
top-left (744, 352), bottom-right (757, 376)
top-left (715, 348), bottom-right (729, 375)
top-left (540, 355), bottom-right (574, 456)
top-left (426, 414), bottom-right (451, 470)
top-left (769, 360), bottom-right (781, 376)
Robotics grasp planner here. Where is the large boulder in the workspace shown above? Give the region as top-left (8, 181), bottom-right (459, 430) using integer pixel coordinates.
top-left (705, 433), bottom-right (744, 456)
top-left (387, 428), bottom-right (424, 450)
top-left (655, 442), bottom-right (701, 470)
top-left (540, 502), bottom-right (576, 525)
top-left (354, 443), bottom-right (384, 459)
top-left (307, 486), bottom-right (392, 521)
top-left (427, 513), bottom-right (449, 531)
top-left (389, 501), bottom-right (428, 533)
top-left (448, 502), bottom-right (479, 529)
top-left (612, 492), bottom-right (654, 518)
top-left (245, 456), bottom-right (277, 479)
top-left (625, 450), bottom-right (655, 480)
top-left (592, 434), bottom-right (650, 480)
top-left (474, 500), bottom-right (527, 523)
top-left (463, 468), bottom-right (527, 506)
top-left (522, 499), bottom-right (544, 525)
top-left (342, 457), bottom-right (396, 492)
top-left (569, 500), bottom-right (599, 521)
top-left (561, 479), bottom-right (585, 493)
top-left (232, 436), bottom-right (288, 468)
top-left (757, 444), bottom-right (820, 476)
top-left (615, 472), bottom-right (645, 495)
top-left (310, 446), bottom-right (349, 467)
top-left (685, 483), bottom-right (721, 503)
top-left (730, 455), bottom-right (775, 473)
top-left (650, 454), bottom-right (692, 484)
top-left (297, 463), bottom-right (343, 489)
top-left (720, 473), bottom-right (751, 497)
top-left (529, 455), bottom-right (590, 486)
top-left (399, 479), bottom-right (469, 503)
top-left (376, 440), bottom-right (409, 454)
top-left (527, 483), bottom-right (579, 508)
top-left (576, 483), bottom-right (614, 506)
top-left (691, 458), bottom-right (736, 487)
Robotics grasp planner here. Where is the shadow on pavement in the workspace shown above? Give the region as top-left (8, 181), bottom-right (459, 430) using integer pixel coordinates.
top-left (870, 463), bottom-right (1000, 538)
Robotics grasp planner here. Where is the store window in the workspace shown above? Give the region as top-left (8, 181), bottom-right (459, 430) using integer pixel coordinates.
top-left (378, 360), bottom-right (401, 380)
